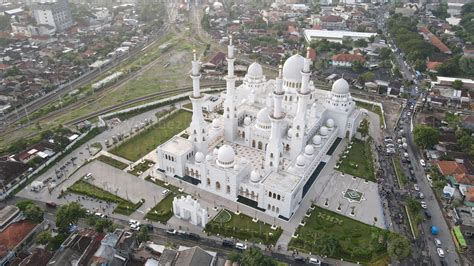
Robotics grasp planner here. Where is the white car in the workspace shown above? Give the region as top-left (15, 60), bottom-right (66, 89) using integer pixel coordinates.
top-left (162, 189), bottom-right (170, 195)
top-left (437, 247), bottom-right (445, 258)
top-left (434, 238), bottom-right (442, 247)
top-left (309, 258), bottom-right (322, 265)
top-left (420, 159), bottom-right (426, 167)
top-left (128, 219), bottom-right (138, 225)
top-left (95, 212), bottom-right (105, 218)
top-left (404, 152), bottom-right (409, 158)
top-left (418, 192), bottom-right (424, 199)
top-left (426, 175), bottom-right (433, 183)
top-left (386, 143), bottom-right (395, 148)
top-left (235, 243), bottom-right (247, 250)
top-left (420, 201), bottom-right (427, 209)
top-left (130, 223), bottom-right (140, 231)
top-left (414, 184), bottom-right (420, 191)
top-left (166, 229), bottom-right (177, 235)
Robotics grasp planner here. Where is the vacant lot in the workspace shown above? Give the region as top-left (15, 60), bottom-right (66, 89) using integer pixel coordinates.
top-left (110, 110), bottom-right (191, 161)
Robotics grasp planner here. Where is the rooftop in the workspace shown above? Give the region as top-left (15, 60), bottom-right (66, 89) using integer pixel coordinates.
top-left (0, 221), bottom-right (37, 258)
top-left (304, 29), bottom-right (376, 41)
top-left (160, 136), bottom-right (194, 157)
top-left (437, 160), bottom-right (467, 176)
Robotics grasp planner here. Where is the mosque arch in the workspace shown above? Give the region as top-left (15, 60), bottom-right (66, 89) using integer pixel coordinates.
top-left (216, 181), bottom-right (221, 191)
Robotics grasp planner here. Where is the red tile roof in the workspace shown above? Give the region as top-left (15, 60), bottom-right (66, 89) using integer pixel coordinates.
top-left (437, 161), bottom-right (467, 176)
top-left (207, 52), bottom-right (226, 66)
top-left (426, 61), bottom-right (442, 70)
top-left (0, 221), bottom-right (37, 257)
top-left (332, 53), bottom-right (365, 63)
top-left (455, 173), bottom-right (474, 186)
top-left (419, 27), bottom-right (451, 53)
top-left (466, 187), bottom-right (474, 202)
top-left (320, 15), bottom-right (343, 23)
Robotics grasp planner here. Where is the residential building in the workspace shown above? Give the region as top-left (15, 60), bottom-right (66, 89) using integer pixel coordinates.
top-left (304, 29), bottom-right (376, 43)
top-left (31, 0), bottom-right (73, 32)
top-left (331, 53), bottom-right (365, 67)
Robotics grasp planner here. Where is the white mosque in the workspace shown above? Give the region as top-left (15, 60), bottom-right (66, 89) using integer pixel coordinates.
top-left (156, 37), bottom-right (363, 220)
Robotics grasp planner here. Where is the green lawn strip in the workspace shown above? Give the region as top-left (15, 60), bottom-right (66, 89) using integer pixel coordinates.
top-left (355, 101), bottom-right (385, 127)
top-left (404, 205), bottom-right (421, 239)
top-left (337, 139), bottom-right (376, 182)
top-left (96, 155), bottom-right (128, 170)
top-left (145, 192), bottom-right (180, 223)
top-left (182, 102), bottom-right (192, 109)
top-left (289, 206), bottom-right (390, 264)
top-left (128, 159), bottom-right (154, 176)
top-left (110, 109), bottom-right (192, 161)
top-left (67, 180), bottom-right (143, 216)
top-left (392, 158), bottom-right (407, 189)
top-left (145, 176), bottom-right (181, 194)
top-left (205, 209), bottom-right (283, 245)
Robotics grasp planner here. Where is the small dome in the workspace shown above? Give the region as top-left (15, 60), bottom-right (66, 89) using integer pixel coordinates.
top-left (250, 170), bottom-right (261, 183)
top-left (217, 145), bottom-right (235, 167)
top-left (313, 135), bottom-right (322, 145)
top-left (247, 62), bottom-right (263, 77)
top-left (283, 54), bottom-right (304, 82)
top-left (195, 152), bottom-right (204, 163)
top-left (326, 119), bottom-right (335, 128)
top-left (305, 145), bottom-right (314, 155)
top-left (212, 119), bottom-right (219, 128)
top-left (256, 108), bottom-right (271, 125)
top-left (244, 117), bottom-right (252, 126)
top-left (320, 126), bottom-right (328, 136)
top-left (332, 78), bottom-right (350, 94)
top-left (205, 154), bottom-right (212, 161)
top-left (296, 155), bottom-right (306, 167)
top-left (213, 148), bottom-right (219, 155)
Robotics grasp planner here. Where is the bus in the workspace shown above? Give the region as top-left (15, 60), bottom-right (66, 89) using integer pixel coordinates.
top-left (452, 226), bottom-right (467, 252)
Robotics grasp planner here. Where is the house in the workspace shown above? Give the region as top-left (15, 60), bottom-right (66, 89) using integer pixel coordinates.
top-left (462, 115), bottom-right (474, 131)
top-left (319, 15), bottom-right (346, 30)
top-left (14, 248), bottom-right (51, 266)
top-left (158, 246), bottom-right (216, 266)
top-left (332, 53), bottom-right (365, 67)
top-left (419, 27), bottom-right (451, 54)
top-left (0, 221), bottom-right (39, 265)
top-left (202, 52), bottom-right (226, 69)
top-left (426, 61), bottom-right (442, 73)
top-left (0, 160), bottom-right (28, 195)
top-left (437, 160), bottom-right (467, 177)
top-left (0, 205), bottom-right (21, 230)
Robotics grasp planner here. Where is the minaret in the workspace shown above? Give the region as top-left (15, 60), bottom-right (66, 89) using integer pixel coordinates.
top-left (265, 65), bottom-right (285, 172)
top-left (223, 36), bottom-right (238, 141)
top-left (189, 50), bottom-right (208, 154)
top-left (290, 48), bottom-right (311, 159)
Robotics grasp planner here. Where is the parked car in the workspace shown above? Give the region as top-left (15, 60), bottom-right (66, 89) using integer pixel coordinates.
top-left (434, 238), bottom-right (442, 247)
top-left (418, 192), bottom-right (424, 199)
top-left (309, 257), bottom-right (322, 265)
top-left (294, 256), bottom-right (306, 262)
top-left (426, 175), bottom-right (433, 183)
top-left (130, 223), bottom-right (140, 231)
top-left (222, 239), bottom-right (235, 247)
top-left (95, 212), bottom-right (105, 218)
top-left (166, 229), bottom-right (177, 235)
top-left (424, 210), bottom-right (432, 219)
top-left (437, 247), bottom-right (445, 258)
top-left (414, 184), bottom-right (420, 191)
top-left (162, 189), bottom-right (170, 195)
top-left (420, 159), bottom-right (426, 167)
top-left (420, 201), bottom-right (428, 209)
top-left (46, 201), bottom-right (57, 208)
top-left (235, 243), bottom-right (247, 250)
top-left (188, 233), bottom-right (201, 241)
top-left (128, 219), bottom-right (139, 225)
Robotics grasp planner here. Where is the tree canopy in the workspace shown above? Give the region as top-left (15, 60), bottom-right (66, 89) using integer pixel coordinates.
top-left (387, 234), bottom-right (411, 260)
top-left (413, 125), bottom-right (440, 149)
top-left (17, 200), bottom-right (44, 223)
top-left (56, 202), bottom-right (86, 233)
top-left (228, 248), bottom-right (277, 266)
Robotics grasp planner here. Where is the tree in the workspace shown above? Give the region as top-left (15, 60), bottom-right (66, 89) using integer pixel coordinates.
top-left (240, 247), bottom-right (277, 266)
top-left (36, 231), bottom-right (53, 245)
top-left (352, 60), bottom-right (364, 73)
top-left (360, 71), bottom-right (375, 82)
top-left (95, 219), bottom-right (113, 233)
top-left (24, 204), bottom-right (44, 223)
top-left (459, 56), bottom-right (474, 75)
top-left (406, 197), bottom-right (421, 213)
top-left (227, 251), bottom-right (242, 263)
top-left (56, 202), bottom-right (86, 233)
top-left (354, 38), bottom-right (368, 47)
top-left (0, 15), bottom-right (11, 31)
top-left (378, 47), bottom-right (391, 58)
top-left (16, 200), bottom-right (35, 211)
top-left (319, 234), bottom-right (340, 257)
top-left (358, 118), bottom-right (370, 138)
top-left (137, 226), bottom-right (150, 243)
top-left (452, 79), bottom-right (463, 90)
top-left (413, 125), bottom-right (440, 149)
top-left (387, 234), bottom-right (411, 260)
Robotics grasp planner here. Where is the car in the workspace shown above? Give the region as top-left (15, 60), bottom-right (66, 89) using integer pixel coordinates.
top-left (294, 256), bottom-right (306, 262)
top-left (420, 159), bottom-right (426, 167)
top-left (436, 247), bottom-right (445, 258)
top-left (46, 201), bottom-right (57, 208)
top-left (426, 174), bottom-right (433, 182)
top-left (386, 148), bottom-right (396, 154)
top-left (95, 212), bottom-right (105, 218)
top-left (434, 238), bottom-right (442, 247)
top-left (309, 258), bottom-right (322, 265)
top-left (386, 143), bottom-right (395, 148)
top-left (384, 137), bottom-right (393, 142)
top-left (144, 224), bottom-right (154, 231)
top-left (84, 173), bottom-right (93, 180)
top-left (420, 201), bottom-right (427, 209)
top-left (130, 223), bottom-right (140, 231)
top-left (222, 240), bottom-right (235, 247)
top-left (166, 229), bottom-right (177, 235)
top-left (188, 233), bottom-right (201, 241)
top-left (235, 243), bottom-right (247, 250)
top-left (128, 219), bottom-right (139, 225)
top-left (424, 210), bottom-right (432, 219)
top-left (177, 230), bottom-right (187, 237)
top-left (414, 184), bottom-right (420, 191)
top-left (418, 192), bottom-right (424, 199)
top-left (404, 152), bottom-right (409, 158)
top-left (162, 189), bottom-right (170, 195)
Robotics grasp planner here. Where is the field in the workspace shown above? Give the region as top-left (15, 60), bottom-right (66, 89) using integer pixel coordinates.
top-left (337, 139), bottom-right (376, 182)
top-left (96, 155), bottom-right (128, 170)
top-left (110, 110), bottom-right (192, 161)
top-left (205, 209), bottom-right (282, 245)
top-left (67, 180), bottom-right (143, 215)
top-left (289, 206), bottom-right (390, 264)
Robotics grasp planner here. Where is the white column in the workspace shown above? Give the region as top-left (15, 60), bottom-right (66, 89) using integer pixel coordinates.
top-left (189, 50), bottom-right (208, 154)
top-left (223, 35), bottom-right (238, 141)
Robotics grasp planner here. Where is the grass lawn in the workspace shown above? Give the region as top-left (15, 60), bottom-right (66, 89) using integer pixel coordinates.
top-left (355, 101), bottom-right (385, 127)
top-left (67, 180), bottom-right (143, 216)
top-left (205, 209), bottom-right (282, 245)
top-left (289, 206), bottom-right (390, 264)
top-left (392, 158), bottom-right (408, 189)
top-left (145, 176), bottom-right (181, 194)
top-left (145, 192), bottom-right (177, 223)
top-left (96, 155), bottom-right (128, 170)
top-left (110, 110), bottom-right (192, 161)
top-left (128, 159), bottom-right (154, 176)
top-left (336, 139), bottom-right (376, 182)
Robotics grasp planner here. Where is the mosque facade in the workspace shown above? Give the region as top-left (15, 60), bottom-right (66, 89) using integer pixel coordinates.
top-left (156, 38), bottom-right (363, 220)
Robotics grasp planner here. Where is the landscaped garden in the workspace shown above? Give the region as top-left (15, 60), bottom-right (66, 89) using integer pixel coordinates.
top-left (205, 209), bottom-right (283, 245)
top-left (67, 180), bottom-right (143, 215)
top-left (336, 139), bottom-right (376, 182)
top-left (96, 155), bottom-right (128, 170)
top-left (144, 176), bottom-right (184, 223)
top-left (128, 159), bottom-right (154, 176)
top-left (110, 109), bottom-right (192, 161)
top-left (289, 206), bottom-right (393, 264)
